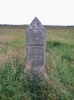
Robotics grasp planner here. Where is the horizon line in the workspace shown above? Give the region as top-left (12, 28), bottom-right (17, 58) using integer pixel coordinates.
top-left (0, 24), bottom-right (74, 27)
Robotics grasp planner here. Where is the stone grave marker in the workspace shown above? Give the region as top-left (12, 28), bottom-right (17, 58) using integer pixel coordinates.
top-left (26, 17), bottom-right (46, 78)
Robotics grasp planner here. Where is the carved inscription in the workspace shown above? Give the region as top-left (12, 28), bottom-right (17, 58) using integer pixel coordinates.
top-left (28, 46), bottom-right (44, 67)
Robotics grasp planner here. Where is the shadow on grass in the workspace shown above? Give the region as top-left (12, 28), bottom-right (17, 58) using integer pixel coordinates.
top-left (46, 40), bottom-right (74, 52)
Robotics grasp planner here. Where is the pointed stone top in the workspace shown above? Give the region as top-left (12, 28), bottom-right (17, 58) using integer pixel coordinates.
top-left (33, 17), bottom-right (39, 21)
top-left (28, 17), bottom-right (45, 30)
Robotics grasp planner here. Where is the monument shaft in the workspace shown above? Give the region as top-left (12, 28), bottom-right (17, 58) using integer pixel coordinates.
top-left (26, 17), bottom-right (45, 77)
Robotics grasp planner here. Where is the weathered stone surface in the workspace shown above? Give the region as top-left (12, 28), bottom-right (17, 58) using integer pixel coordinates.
top-left (28, 46), bottom-right (44, 67)
top-left (26, 17), bottom-right (46, 77)
top-left (27, 30), bottom-right (45, 46)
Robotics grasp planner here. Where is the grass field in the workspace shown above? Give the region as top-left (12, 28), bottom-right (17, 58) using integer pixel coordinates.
top-left (0, 25), bottom-right (74, 100)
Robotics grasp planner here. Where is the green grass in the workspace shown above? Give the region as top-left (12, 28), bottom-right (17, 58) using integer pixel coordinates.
top-left (0, 25), bottom-right (74, 100)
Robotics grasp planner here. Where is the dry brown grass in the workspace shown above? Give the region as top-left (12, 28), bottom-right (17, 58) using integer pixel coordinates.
top-left (46, 27), bottom-right (74, 45)
top-left (0, 47), bottom-right (26, 66)
top-left (0, 35), bottom-right (14, 43)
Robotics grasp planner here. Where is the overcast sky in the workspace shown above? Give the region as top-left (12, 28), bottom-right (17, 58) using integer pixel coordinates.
top-left (0, 0), bottom-right (74, 25)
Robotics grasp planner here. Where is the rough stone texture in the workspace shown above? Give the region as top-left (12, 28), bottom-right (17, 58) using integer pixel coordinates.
top-left (26, 17), bottom-right (46, 77)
